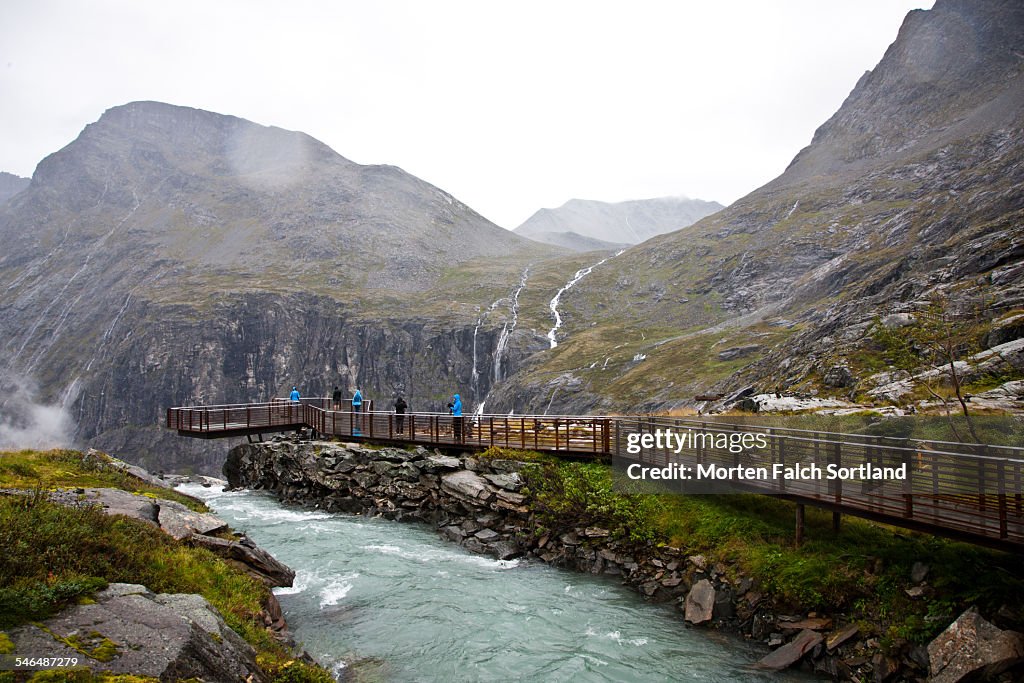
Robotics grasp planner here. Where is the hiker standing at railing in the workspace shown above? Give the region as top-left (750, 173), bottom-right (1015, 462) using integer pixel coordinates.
top-left (332, 386), bottom-right (342, 410)
top-left (289, 387), bottom-right (300, 402)
top-left (394, 395), bottom-right (407, 433)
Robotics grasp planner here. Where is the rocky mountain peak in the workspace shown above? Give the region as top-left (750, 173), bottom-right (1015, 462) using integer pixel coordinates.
top-left (786, 0), bottom-right (1024, 179)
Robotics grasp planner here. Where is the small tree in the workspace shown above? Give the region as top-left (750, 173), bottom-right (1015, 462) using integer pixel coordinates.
top-left (871, 292), bottom-right (987, 444)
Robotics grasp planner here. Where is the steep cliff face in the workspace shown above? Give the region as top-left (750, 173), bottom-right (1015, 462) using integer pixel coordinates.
top-left (0, 102), bottom-right (555, 472)
top-left (76, 292), bottom-right (545, 473)
top-left (491, 0), bottom-right (1024, 414)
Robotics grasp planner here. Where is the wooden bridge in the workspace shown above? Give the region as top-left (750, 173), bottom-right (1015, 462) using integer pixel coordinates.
top-left (166, 398), bottom-right (1024, 552)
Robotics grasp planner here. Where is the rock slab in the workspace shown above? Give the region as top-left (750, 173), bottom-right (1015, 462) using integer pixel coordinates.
top-left (928, 608), bottom-right (1024, 683)
top-left (5, 583), bottom-right (267, 682)
top-left (757, 628), bottom-right (824, 671)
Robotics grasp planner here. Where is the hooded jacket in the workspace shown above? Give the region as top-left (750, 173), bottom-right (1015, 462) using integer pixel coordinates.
top-left (452, 394), bottom-right (462, 417)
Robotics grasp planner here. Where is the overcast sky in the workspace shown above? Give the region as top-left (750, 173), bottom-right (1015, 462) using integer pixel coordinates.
top-left (1, 1), bottom-right (932, 229)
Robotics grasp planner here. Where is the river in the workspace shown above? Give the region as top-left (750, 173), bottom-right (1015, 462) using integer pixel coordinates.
top-left (179, 483), bottom-right (817, 682)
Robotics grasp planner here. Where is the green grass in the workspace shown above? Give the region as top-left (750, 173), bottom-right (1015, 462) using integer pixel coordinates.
top-left (0, 450), bottom-right (332, 682)
top-left (517, 455), bottom-right (1024, 650)
top-left (0, 450), bottom-right (207, 513)
top-left (652, 492), bottom-right (1024, 645)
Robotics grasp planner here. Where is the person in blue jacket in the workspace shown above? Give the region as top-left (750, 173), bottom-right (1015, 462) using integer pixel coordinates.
top-left (451, 393), bottom-right (464, 443)
top-left (289, 386), bottom-right (300, 402)
top-left (351, 387), bottom-right (363, 436)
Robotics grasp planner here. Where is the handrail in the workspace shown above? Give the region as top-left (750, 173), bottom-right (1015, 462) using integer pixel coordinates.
top-left (165, 401), bottom-right (1024, 550)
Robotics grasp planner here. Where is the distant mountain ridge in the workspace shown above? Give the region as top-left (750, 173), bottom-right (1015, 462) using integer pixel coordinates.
top-left (514, 196), bottom-right (722, 251)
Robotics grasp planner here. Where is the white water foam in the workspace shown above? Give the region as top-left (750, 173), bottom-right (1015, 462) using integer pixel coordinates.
top-left (319, 573), bottom-right (360, 608)
top-left (361, 543), bottom-right (521, 570)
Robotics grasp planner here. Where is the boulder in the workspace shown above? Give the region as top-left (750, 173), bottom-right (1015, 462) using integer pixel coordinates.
top-left (76, 488), bottom-right (159, 525)
top-left (490, 541), bottom-right (522, 561)
top-left (928, 608), bottom-right (1024, 683)
top-left (441, 470), bottom-right (493, 503)
top-left (156, 499), bottom-right (229, 540)
top-left (881, 313), bottom-right (915, 329)
top-left (823, 364), bottom-right (855, 388)
top-left (826, 624), bottom-right (859, 651)
top-left (756, 629), bottom-right (824, 671)
top-left (474, 528), bottom-right (501, 543)
top-left (483, 472), bottom-right (523, 491)
top-left (684, 579), bottom-right (715, 624)
top-left (188, 533), bottom-right (295, 587)
top-left (5, 584), bottom-right (267, 682)
top-left (717, 345), bottom-right (762, 361)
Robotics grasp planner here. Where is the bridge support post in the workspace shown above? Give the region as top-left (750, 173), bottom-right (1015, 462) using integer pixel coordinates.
top-left (795, 504), bottom-right (805, 548)
top-left (832, 511), bottom-right (841, 533)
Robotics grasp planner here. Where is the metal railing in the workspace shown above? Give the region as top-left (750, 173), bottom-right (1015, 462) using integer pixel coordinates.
top-left (165, 402), bottom-right (1024, 549)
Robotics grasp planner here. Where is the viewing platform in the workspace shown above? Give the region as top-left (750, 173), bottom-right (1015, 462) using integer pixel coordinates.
top-left (166, 398), bottom-right (1024, 552)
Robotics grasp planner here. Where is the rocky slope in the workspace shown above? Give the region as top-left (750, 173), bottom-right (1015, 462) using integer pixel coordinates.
top-left (0, 101), bottom-right (559, 473)
top-left (515, 196), bottom-right (722, 251)
top-left (491, 0), bottom-right (1024, 414)
top-left (0, 172), bottom-right (29, 204)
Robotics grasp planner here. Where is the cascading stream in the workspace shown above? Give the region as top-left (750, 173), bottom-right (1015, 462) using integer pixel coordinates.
top-left (547, 250), bottom-right (624, 348)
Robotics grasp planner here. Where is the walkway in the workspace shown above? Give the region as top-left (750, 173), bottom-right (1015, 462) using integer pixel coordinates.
top-left (166, 398), bottom-right (1024, 552)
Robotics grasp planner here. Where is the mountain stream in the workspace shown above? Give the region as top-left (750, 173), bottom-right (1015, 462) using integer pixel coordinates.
top-left (179, 483), bottom-right (818, 682)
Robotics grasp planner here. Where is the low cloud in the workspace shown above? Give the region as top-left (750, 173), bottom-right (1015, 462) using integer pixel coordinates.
top-left (0, 375), bottom-right (75, 450)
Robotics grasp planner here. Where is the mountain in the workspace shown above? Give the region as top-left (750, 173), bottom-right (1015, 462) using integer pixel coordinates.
top-left (0, 101), bottom-right (559, 472)
top-left (517, 230), bottom-right (626, 254)
top-left (488, 0), bottom-right (1024, 414)
top-left (0, 172), bottom-right (30, 204)
top-left (514, 196), bottom-right (723, 251)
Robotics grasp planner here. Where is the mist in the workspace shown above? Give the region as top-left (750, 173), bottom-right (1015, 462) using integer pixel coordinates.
top-left (0, 375), bottom-right (76, 450)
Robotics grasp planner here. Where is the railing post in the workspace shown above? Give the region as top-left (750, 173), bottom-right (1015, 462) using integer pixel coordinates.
top-left (831, 440), bottom-right (842, 505)
top-left (795, 504), bottom-right (805, 548)
top-left (998, 460), bottom-right (1008, 539)
top-left (904, 448), bottom-right (913, 518)
top-left (777, 433), bottom-right (785, 493)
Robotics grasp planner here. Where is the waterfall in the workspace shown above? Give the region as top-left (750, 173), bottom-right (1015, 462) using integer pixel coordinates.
top-left (547, 250), bottom-right (624, 348)
top-left (493, 267), bottom-right (529, 384)
top-left (471, 267), bottom-right (529, 416)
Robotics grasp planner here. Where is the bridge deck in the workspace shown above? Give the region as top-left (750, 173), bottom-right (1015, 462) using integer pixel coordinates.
top-left (166, 399), bottom-right (1024, 552)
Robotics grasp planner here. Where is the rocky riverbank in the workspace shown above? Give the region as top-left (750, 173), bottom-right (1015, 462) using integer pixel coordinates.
top-left (225, 439), bottom-right (1024, 682)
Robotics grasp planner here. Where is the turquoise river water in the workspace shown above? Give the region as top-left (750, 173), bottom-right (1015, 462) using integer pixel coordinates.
top-left (178, 483), bottom-right (818, 682)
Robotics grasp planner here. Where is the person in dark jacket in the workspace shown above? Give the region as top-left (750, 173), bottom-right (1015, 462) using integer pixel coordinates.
top-left (332, 386), bottom-right (342, 410)
top-left (394, 395), bottom-right (408, 433)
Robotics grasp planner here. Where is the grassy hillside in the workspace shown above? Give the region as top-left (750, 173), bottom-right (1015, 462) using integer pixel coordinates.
top-left (0, 449), bottom-right (332, 683)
